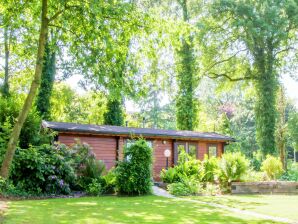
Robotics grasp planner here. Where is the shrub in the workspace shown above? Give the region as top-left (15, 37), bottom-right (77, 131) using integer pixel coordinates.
top-left (101, 168), bottom-right (116, 194)
top-left (70, 141), bottom-right (106, 190)
top-left (243, 169), bottom-right (268, 182)
top-left (11, 144), bottom-right (76, 195)
top-left (160, 149), bottom-right (202, 184)
top-left (280, 162), bottom-right (298, 181)
top-left (251, 150), bottom-right (263, 171)
top-left (160, 167), bottom-right (179, 184)
top-left (218, 152), bottom-right (249, 185)
top-left (86, 179), bottom-right (103, 196)
top-left (167, 182), bottom-right (191, 196)
top-left (201, 155), bottom-right (219, 182)
top-left (115, 139), bottom-right (153, 195)
top-left (261, 155), bottom-right (283, 180)
top-left (203, 183), bottom-right (221, 196)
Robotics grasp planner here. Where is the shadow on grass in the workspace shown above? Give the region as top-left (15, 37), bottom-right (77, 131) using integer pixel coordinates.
top-left (3, 196), bottom-right (277, 224)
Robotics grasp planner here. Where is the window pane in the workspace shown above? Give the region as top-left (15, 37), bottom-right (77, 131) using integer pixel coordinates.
top-left (208, 146), bottom-right (217, 158)
top-left (188, 145), bottom-right (197, 159)
top-left (177, 144), bottom-right (186, 154)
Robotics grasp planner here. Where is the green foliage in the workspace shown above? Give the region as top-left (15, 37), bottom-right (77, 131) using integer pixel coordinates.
top-left (0, 96), bottom-right (45, 149)
top-left (77, 158), bottom-right (106, 190)
top-left (243, 169), bottom-right (268, 182)
top-left (250, 151), bottom-right (263, 171)
top-left (103, 99), bottom-right (124, 126)
top-left (36, 42), bottom-right (56, 120)
top-left (115, 139), bottom-right (152, 195)
top-left (167, 182), bottom-right (191, 196)
top-left (86, 179), bottom-right (103, 196)
top-left (70, 141), bottom-right (106, 190)
top-left (280, 162), bottom-right (298, 182)
top-left (288, 112), bottom-right (298, 152)
top-left (261, 155), bottom-right (283, 180)
top-left (11, 144), bottom-right (76, 195)
top-left (161, 149), bottom-right (202, 184)
top-left (201, 155), bottom-right (219, 182)
top-left (101, 168), bottom-right (116, 194)
top-left (203, 183), bottom-right (221, 196)
top-left (218, 152), bottom-right (249, 184)
top-left (160, 167), bottom-right (179, 184)
top-left (205, 0), bottom-right (298, 155)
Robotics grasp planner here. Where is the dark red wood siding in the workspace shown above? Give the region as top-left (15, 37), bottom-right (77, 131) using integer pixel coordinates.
top-left (152, 139), bottom-right (173, 181)
top-left (58, 133), bottom-right (117, 170)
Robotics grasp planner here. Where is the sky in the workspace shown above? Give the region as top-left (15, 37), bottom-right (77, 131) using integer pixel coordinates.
top-left (67, 73), bottom-right (298, 113)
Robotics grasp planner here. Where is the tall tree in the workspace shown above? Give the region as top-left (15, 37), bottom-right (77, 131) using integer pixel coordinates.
top-left (175, 0), bottom-right (197, 130)
top-left (1, 0), bottom-right (49, 178)
top-left (104, 99), bottom-right (124, 126)
top-left (1, 24), bottom-right (9, 97)
top-left (36, 40), bottom-right (56, 120)
top-left (276, 86), bottom-right (287, 169)
top-left (202, 0), bottom-right (298, 155)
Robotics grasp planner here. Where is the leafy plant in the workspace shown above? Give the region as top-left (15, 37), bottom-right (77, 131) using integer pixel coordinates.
top-left (167, 182), bottom-right (191, 196)
top-left (86, 179), bottom-right (103, 196)
top-left (101, 168), bottom-right (117, 194)
top-left (115, 139), bottom-right (153, 195)
top-left (201, 155), bottom-right (219, 182)
top-left (219, 152), bottom-right (249, 185)
top-left (10, 144), bottom-right (76, 195)
top-left (261, 155), bottom-right (283, 180)
top-left (160, 167), bottom-right (179, 184)
top-left (203, 183), bottom-right (221, 196)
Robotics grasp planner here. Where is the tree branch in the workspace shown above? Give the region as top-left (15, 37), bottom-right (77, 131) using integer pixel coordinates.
top-left (205, 71), bottom-right (255, 82)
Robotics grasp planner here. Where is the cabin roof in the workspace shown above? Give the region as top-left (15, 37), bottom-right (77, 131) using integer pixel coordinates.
top-left (42, 120), bottom-right (235, 142)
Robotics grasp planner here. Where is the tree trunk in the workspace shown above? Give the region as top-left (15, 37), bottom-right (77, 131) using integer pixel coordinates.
top-left (176, 0), bottom-right (197, 131)
top-left (2, 25), bottom-right (9, 97)
top-left (0, 0), bottom-right (48, 178)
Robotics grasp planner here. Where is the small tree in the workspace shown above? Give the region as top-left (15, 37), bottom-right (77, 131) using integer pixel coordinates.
top-left (115, 139), bottom-right (152, 195)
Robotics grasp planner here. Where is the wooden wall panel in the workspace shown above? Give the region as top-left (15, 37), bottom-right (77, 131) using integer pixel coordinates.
top-left (198, 142), bottom-right (208, 160)
top-left (58, 134), bottom-right (116, 170)
top-left (152, 139), bottom-right (173, 181)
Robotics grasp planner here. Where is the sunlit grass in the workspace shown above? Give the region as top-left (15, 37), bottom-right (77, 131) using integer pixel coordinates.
top-left (187, 195), bottom-right (298, 221)
top-left (2, 195), bottom-right (278, 224)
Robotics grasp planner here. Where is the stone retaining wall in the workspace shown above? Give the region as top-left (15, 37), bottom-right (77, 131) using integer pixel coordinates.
top-left (231, 181), bottom-right (298, 194)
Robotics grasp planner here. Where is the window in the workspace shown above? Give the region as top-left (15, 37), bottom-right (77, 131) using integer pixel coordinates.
top-left (175, 142), bottom-right (197, 163)
top-left (208, 145), bottom-right (217, 158)
top-left (125, 139), bottom-right (153, 148)
top-left (124, 139), bottom-right (153, 162)
top-left (177, 144), bottom-right (186, 154)
top-left (188, 144), bottom-right (197, 159)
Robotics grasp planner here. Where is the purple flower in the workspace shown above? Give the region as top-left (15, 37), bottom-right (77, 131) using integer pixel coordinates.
top-left (49, 175), bottom-right (57, 180)
top-left (59, 179), bottom-right (64, 187)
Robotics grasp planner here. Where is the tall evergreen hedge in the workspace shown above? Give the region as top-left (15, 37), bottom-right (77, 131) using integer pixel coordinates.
top-left (115, 139), bottom-right (152, 195)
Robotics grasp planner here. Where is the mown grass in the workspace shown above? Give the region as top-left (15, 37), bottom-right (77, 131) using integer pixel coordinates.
top-left (187, 194), bottom-right (298, 221)
top-left (1, 195), bottom-right (278, 224)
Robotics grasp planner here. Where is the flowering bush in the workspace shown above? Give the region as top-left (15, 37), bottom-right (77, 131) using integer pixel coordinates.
top-left (11, 144), bottom-right (75, 195)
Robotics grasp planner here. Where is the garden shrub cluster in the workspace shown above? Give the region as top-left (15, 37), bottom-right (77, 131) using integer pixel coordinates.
top-left (162, 151), bottom-right (250, 195)
top-left (162, 149), bottom-right (298, 196)
top-left (115, 139), bottom-right (153, 195)
top-left (0, 141), bottom-right (110, 196)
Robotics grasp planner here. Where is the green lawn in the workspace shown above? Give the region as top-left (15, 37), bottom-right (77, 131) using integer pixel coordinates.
top-left (187, 195), bottom-right (298, 221)
top-left (1, 195), bottom-right (278, 224)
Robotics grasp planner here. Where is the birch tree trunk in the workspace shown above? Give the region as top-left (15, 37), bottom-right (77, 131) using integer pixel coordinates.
top-left (0, 0), bottom-right (49, 178)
